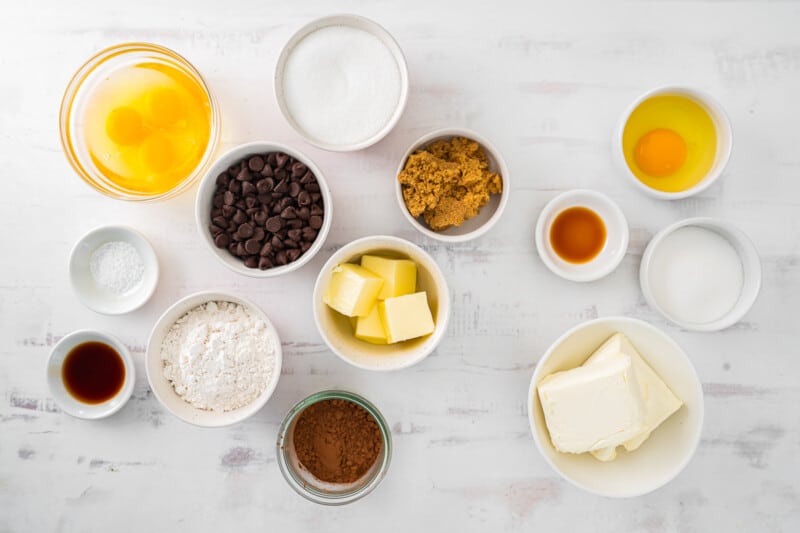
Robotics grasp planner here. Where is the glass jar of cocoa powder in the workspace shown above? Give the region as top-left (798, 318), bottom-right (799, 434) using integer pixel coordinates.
top-left (276, 390), bottom-right (392, 505)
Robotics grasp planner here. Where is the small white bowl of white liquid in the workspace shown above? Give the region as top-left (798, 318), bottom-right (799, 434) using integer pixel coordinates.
top-left (640, 218), bottom-right (761, 332)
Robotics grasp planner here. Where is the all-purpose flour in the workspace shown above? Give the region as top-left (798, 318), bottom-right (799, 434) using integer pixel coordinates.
top-left (160, 301), bottom-right (277, 412)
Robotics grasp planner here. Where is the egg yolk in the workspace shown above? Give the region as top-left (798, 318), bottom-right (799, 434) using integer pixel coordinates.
top-left (146, 87), bottom-right (183, 128)
top-left (105, 107), bottom-right (146, 146)
top-left (139, 135), bottom-right (175, 172)
top-left (634, 128), bottom-right (687, 178)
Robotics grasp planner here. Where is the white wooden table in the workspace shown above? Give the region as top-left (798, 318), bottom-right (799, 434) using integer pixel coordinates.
top-left (2, 1), bottom-right (799, 531)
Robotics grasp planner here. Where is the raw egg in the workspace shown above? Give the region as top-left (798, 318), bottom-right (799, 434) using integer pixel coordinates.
top-left (623, 94), bottom-right (717, 193)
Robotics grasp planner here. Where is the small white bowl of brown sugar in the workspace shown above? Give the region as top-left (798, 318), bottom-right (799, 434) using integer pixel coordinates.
top-left (395, 128), bottom-right (509, 242)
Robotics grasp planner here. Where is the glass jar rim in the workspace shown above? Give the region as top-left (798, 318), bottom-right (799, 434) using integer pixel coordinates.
top-left (276, 389), bottom-right (392, 505)
top-left (58, 42), bottom-right (220, 202)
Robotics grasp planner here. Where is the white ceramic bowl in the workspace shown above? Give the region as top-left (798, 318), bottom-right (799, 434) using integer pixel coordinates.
top-left (313, 235), bottom-right (450, 371)
top-left (274, 14), bottom-right (409, 151)
top-left (528, 317), bottom-right (704, 498)
top-left (69, 225), bottom-right (159, 314)
top-left (614, 86), bottom-right (733, 200)
top-left (395, 128), bottom-right (510, 242)
top-left (535, 190), bottom-right (629, 282)
top-left (46, 330), bottom-right (135, 419)
top-left (640, 217), bottom-right (761, 332)
top-left (145, 291), bottom-right (283, 427)
top-left (195, 141), bottom-right (332, 278)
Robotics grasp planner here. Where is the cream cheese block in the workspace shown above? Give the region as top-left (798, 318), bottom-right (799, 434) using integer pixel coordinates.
top-left (537, 354), bottom-right (645, 454)
top-left (586, 333), bottom-right (683, 461)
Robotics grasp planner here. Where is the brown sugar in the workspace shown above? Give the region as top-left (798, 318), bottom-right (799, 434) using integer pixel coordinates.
top-left (292, 398), bottom-right (383, 484)
top-left (398, 137), bottom-right (503, 231)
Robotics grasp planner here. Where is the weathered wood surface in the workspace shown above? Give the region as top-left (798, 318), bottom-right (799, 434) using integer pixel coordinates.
top-left (1, 0), bottom-right (798, 531)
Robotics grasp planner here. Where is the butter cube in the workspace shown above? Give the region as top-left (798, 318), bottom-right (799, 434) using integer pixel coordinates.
top-left (354, 306), bottom-right (388, 345)
top-left (378, 292), bottom-right (435, 344)
top-left (360, 255), bottom-right (417, 300)
top-left (323, 263), bottom-right (384, 317)
top-left (537, 355), bottom-right (645, 454)
top-left (586, 333), bottom-right (683, 460)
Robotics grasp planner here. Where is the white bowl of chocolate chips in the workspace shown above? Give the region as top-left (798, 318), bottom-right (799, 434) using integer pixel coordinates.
top-left (196, 141), bottom-right (332, 278)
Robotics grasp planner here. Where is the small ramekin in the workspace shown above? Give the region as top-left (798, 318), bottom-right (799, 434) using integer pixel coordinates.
top-left (640, 217), bottom-right (761, 331)
top-left (312, 235), bottom-right (450, 371)
top-left (274, 14), bottom-right (409, 152)
top-left (69, 225), bottom-right (159, 315)
top-left (614, 86), bottom-right (732, 200)
top-left (535, 190), bottom-right (629, 283)
top-left (59, 42), bottom-right (220, 201)
top-left (46, 330), bottom-right (135, 420)
top-left (276, 390), bottom-right (392, 505)
top-left (195, 141), bottom-right (333, 278)
top-left (395, 128), bottom-right (510, 242)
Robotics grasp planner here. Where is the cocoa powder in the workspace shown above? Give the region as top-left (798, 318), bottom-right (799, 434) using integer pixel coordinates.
top-left (292, 398), bottom-right (383, 484)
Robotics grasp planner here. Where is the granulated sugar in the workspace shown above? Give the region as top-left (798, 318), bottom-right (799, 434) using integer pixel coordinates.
top-left (160, 301), bottom-right (278, 412)
top-left (282, 25), bottom-right (401, 146)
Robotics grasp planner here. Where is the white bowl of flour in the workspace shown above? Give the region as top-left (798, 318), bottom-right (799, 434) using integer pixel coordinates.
top-left (275, 14), bottom-right (409, 151)
top-left (145, 291), bottom-right (282, 427)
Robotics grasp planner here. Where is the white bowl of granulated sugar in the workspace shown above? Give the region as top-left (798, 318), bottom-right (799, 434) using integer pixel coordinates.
top-left (145, 291), bottom-right (283, 427)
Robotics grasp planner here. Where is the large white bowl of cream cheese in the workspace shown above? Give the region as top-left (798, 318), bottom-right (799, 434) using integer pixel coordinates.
top-left (527, 317), bottom-right (704, 498)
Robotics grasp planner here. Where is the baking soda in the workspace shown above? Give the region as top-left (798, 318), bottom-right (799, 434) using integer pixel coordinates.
top-left (282, 25), bottom-right (401, 146)
top-left (648, 226), bottom-right (744, 324)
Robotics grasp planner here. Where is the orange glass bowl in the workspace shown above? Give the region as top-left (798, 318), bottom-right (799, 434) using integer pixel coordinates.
top-left (59, 42), bottom-right (220, 201)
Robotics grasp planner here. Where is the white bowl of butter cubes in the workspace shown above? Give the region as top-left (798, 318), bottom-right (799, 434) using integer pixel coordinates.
top-left (313, 235), bottom-right (450, 371)
top-left (528, 317), bottom-right (704, 497)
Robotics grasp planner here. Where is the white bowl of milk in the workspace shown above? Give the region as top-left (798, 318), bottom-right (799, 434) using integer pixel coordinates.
top-left (640, 217), bottom-right (761, 331)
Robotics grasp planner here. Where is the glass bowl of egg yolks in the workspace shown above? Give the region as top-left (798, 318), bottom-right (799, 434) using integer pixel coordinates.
top-left (615, 87), bottom-right (732, 200)
top-left (59, 43), bottom-right (220, 201)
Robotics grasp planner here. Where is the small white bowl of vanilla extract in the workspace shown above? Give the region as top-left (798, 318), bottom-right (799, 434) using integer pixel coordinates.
top-left (535, 190), bottom-right (629, 283)
top-left (46, 330), bottom-right (135, 419)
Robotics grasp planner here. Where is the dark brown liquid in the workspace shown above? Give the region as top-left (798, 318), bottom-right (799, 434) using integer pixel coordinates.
top-left (550, 206), bottom-right (607, 264)
top-left (62, 341), bottom-right (126, 404)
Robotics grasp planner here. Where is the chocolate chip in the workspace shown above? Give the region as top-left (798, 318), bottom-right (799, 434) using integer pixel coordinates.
top-left (310, 204), bottom-right (323, 216)
top-left (256, 178), bottom-right (274, 194)
top-left (253, 227), bottom-right (265, 242)
top-left (267, 153), bottom-right (277, 168)
top-left (236, 242), bottom-right (247, 256)
top-left (286, 249), bottom-right (302, 262)
top-left (238, 223), bottom-right (254, 238)
top-left (304, 182), bottom-right (320, 192)
top-left (214, 233), bottom-right (230, 248)
top-left (258, 257), bottom-right (273, 270)
top-left (289, 182), bottom-right (301, 197)
top-left (242, 181), bottom-right (256, 196)
top-left (300, 171), bottom-right (315, 184)
top-left (287, 228), bottom-right (302, 242)
top-left (216, 173), bottom-right (229, 187)
top-left (286, 219), bottom-right (304, 229)
top-left (297, 206), bottom-right (310, 220)
top-left (222, 205), bottom-right (236, 218)
top-left (212, 216), bottom-right (228, 229)
top-left (260, 164), bottom-right (273, 177)
top-left (301, 241), bottom-right (312, 253)
top-left (302, 227), bottom-right (317, 241)
top-left (266, 216), bottom-right (283, 232)
top-left (228, 180), bottom-right (241, 194)
top-left (253, 210), bottom-right (267, 225)
top-left (309, 215), bottom-right (323, 230)
top-left (221, 191), bottom-right (233, 206)
top-left (260, 242), bottom-right (273, 256)
top-left (279, 196), bottom-right (293, 211)
top-left (248, 156), bottom-right (265, 172)
top-left (274, 179), bottom-right (289, 194)
top-left (271, 235), bottom-right (284, 250)
top-left (284, 238), bottom-right (298, 249)
top-left (258, 194), bottom-right (272, 205)
top-left (274, 168), bottom-right (287, 181)
top-left (244, 256), bottom-right (258, 268)
top-left (236, 167), bottom-right (252, 182)
top-left (244, 238), bottom-right (261, 254)
top-left (281, 206), bottom-right (297, 219)
top-left (245, 196), bottom-right (257, 209)
top-left (213, 194), bottom-right (224, 208)
top-left (291, 162), bottom-right (307, 178)
top-left (297, 191), bottom-right (311, 206)
top-left (275, 250), bottom-right (288, 265)
top-left (276, 153), bottom-right (289, 168)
